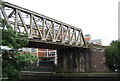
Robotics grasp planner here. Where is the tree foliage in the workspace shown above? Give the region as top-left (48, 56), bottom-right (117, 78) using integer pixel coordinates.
top-left (1, 29), bottom-right (28, 49)
top-left (105, 40), bottom-right (120, 71)
top-left (0, 18), bottom-right (37, 79)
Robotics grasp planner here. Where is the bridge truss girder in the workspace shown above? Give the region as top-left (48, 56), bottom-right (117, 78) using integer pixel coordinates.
top-left (0, 2), bottom-right (87, 48)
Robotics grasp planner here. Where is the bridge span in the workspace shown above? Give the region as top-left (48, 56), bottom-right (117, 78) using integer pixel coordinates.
top-left (0, 1), bottom-right (91, 72)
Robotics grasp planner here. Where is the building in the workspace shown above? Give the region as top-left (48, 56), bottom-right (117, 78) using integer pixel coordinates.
top-left (85, 34), bottom-right (102, 45)
top-left (89, 39), bottom-right (102, 46)
top-left (85, 34), bottom-right (91, 41)
top-left (21, 47), bottom-right (57, 67)
top-left (38, 48), bottom-right (57, 65)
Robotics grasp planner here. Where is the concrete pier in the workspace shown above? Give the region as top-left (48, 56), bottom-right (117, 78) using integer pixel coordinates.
top-left (57, 48), bottom-right (91, 72)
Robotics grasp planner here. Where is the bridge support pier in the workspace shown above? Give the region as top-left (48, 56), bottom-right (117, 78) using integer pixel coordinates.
top-left (57, 48), bottom-right (91, 72)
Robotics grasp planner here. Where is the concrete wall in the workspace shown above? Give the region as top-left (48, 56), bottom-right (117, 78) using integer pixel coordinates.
top-left (57, 48), bottom-right (91, 72)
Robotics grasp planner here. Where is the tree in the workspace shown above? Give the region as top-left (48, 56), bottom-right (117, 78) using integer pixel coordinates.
top-left (0, 17), bottom-right (37, 79)
top-left (105, 40), bottom-right (120, 71)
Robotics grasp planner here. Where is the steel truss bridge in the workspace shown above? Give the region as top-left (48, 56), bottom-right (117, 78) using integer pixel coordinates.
top-left (0, 1), bottom-right (87, 49)
top-left (0, 1), bottom-right (91, 72)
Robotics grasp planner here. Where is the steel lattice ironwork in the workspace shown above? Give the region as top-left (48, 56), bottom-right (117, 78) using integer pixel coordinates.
top-left (0, 1), bottom-right (87, 48)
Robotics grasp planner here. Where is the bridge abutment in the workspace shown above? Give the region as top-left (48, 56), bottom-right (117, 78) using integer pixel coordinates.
top-left (57, 48), bottom-right (91, 72)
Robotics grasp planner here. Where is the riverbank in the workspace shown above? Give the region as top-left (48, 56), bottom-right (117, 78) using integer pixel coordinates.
top-left (21, 71), bottom-right (120, 79)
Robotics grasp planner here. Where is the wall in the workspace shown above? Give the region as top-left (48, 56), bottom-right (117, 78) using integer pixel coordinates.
top-left (91, 49), bottom-right (109, 72)
top-left (57, 48), bottom-right (91, 72)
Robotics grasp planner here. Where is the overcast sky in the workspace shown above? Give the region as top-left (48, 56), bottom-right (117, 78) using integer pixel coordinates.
top-left (3, 0), bottom-right (119, 46)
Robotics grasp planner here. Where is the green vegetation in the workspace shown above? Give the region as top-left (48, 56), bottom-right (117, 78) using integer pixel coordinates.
top-left (0, 17), bottom-right (37, 80)
top-left (105, 40), bottom-right (120, 72)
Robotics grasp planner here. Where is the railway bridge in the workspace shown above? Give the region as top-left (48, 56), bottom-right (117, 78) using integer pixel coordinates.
top-left (0, 1), bottom-right (91, 72)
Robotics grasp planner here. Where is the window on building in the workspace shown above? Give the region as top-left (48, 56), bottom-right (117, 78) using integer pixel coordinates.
top-left (48, 51), bottom-right (55, 57)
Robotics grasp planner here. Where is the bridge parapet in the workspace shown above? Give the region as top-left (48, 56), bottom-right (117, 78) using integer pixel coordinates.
top-left (0, 1), bottom-right (87, 48)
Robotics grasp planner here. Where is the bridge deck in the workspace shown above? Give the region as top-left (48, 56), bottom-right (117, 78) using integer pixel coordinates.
top-left (25, 39), bottom-right (88, 50)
